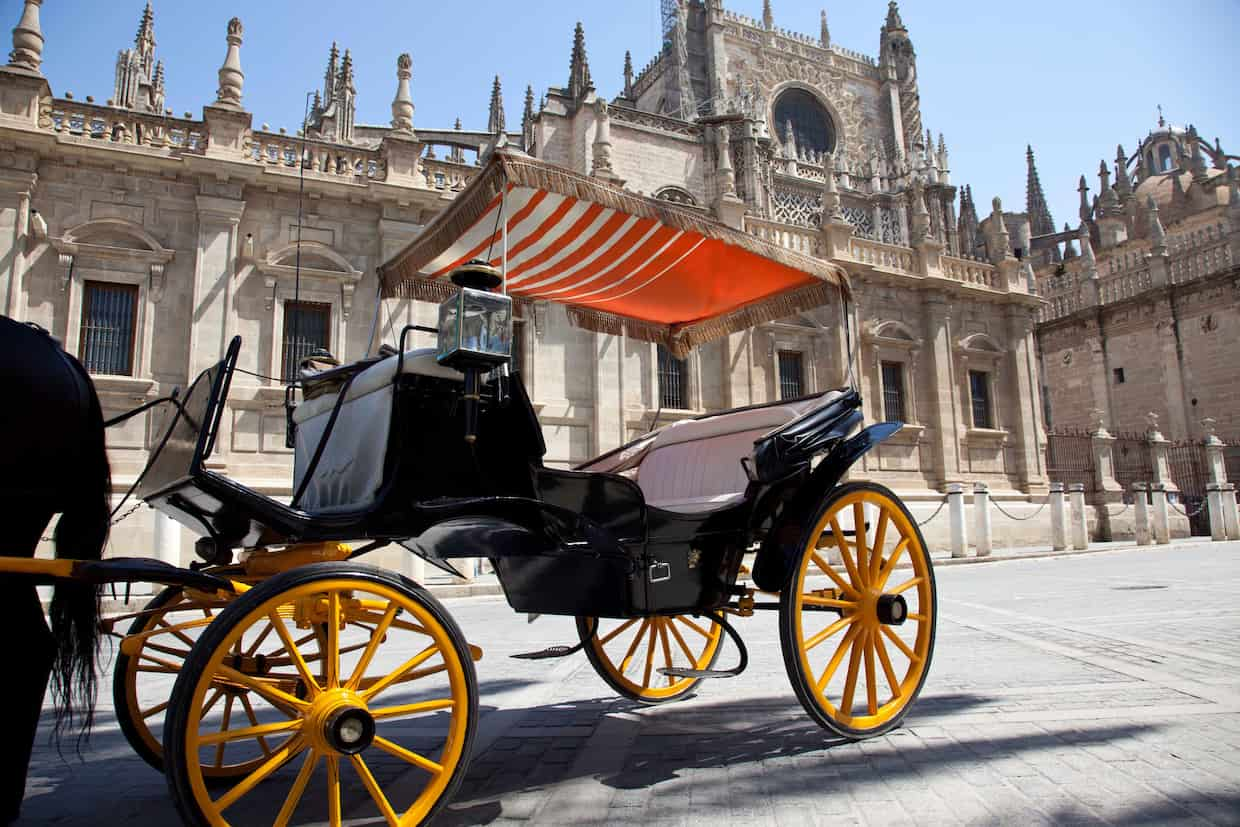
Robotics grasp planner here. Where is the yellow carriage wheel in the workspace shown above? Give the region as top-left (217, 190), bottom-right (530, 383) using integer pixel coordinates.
top-left (164, 563), bottom-right (477, 827)
top-left (577, 614), bottom-right (723, 703)
top-left (112, 585), bottom-right (269, 778)
top-left (778, 482), bottom-right (936, 739)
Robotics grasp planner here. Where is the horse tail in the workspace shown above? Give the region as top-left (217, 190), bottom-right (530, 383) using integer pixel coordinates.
top-left (48, 352), bottom-right (109, 742)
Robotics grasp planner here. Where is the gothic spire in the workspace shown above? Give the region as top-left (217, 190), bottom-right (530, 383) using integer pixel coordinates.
top-left (1025, 145), bottom-right (1056, 237)
top-left (763, 0), bottom-right (774, 30)
top-left (884, 1), bottom-right (905, 31)
top-left (820, 10), bottom-right (830, 47)
top-left (568, 22), bottom-right (593, 102)
top-left (7, 0), bottom-right (45, 74)
top-left (622, 50), bottom-right (634, 99)
top-left (488, 75), bottom-right (506, 135)
top-left (1078, 174), bottom-right (1091, 223)
top-left (1115, 144), bottom-right (1132, 197)
top-left (136, 2), bottom-right (155, 53)
top-left (390, 53), bottom-right (414, 135)
top-left (521, 84), bottom-right (535, 149)
top-left (338, 48), bottom-right (354, 91)
top-left (323, 42), bottom-right (339, 103)
top-left (1062, 223), bottom-right (1077, 259)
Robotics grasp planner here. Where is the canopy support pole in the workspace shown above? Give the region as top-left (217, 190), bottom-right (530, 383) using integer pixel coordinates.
top-left (501, 180), bottom-right (509, 294)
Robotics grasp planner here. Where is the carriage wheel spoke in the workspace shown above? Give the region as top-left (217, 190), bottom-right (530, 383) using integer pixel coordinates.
top-left (864, 630), bottom-right (879, 715)
top-left (201, 688), bottom-right (224, 717)
top-left (597, 618), bottom-right (639, 647)
top-left (889, 577), bottom-right (923, 597)
top-left (840, 628), bottom-right (865, 718)
top-left (269, 612), bottom-right (321, 696)
top-left (362, 643), bottom-right (441, 703)
top-left (657, 621), bottom-right (674, 686)
top-left (347, 603), bottom-right (399, 690)
top-left (618, 619), bottom-right (649, 674)
top-left (874, 629), bottom-right (902, 701)
top-left (881, 625), bottom-right (921, 663)
top-left (213, 735), bottom-right (306, 812)
top-left (815, 623), bottom-right (861, 695)
top-left (852, 503), bottom-right (869, 586)
top-left (350, 754), bottom-right (400, 827)
top-left (325, 592), bottom-right (341, 689)
top-left (198, 717), bottom-right (301, 747)
top-left (272, 749), bottom-right (318, 827)
top-left (157, 614), bottom-right (200, 648)
top-left (244, 621), bottom-right (276, 658)
top-left (665, 617), bottom-right (698, 663)
top-left (373, 735), bottom-right (444, 775)
top-left (213, 694), bottom-right (234, 768)
top-left (810, 552), bottom-right (861, 599)
top-left (141, 700), bottom-right (169, 720)
top-left (802, 595), bottom-right (857, 610)
top-left (803, 613), bottom-right (856, 653)
top-left (238, 693), bottom-right (273, 757)
top-left (828, 518), bottom-right (864, 589)
top-left (869, 509), bottom-right (889, 583)
top-left (215, 665), bottom-right (309, 712)
top-left (876, 539), bottom-right (909, 589)
top-left (371, 698), bottom-right (455, 720)
top-left (676, 615), bottom-right (712, 639)
top-left (326, 754), bottom-right (342, 827)
top-left (641, 622), bottom-right (658, 688)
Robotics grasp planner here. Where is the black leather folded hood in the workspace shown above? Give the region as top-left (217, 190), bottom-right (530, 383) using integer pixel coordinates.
top-left (750, 389), bottom-right (863, 483)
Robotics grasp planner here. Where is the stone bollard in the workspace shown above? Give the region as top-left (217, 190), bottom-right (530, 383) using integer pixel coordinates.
top-left (1222, 484), bottom-right (1240, 541)
top-left (1068, 483), bottom-right (1089, 549)
top-left (1132, 483), bottom-right (1151, 546)
top-left (1049, 482), bottom-right (1067, 551)
top-left (154, 509), bottom-right (182, 567)
top-left (973, 482), bottom-right (992, 557)
top-left (948, 483), bottom-right (968, 558)
top-left (1150, 483), bottom-right (1171, 544)
top-left (1206, 483), bottom-right (1227, 541)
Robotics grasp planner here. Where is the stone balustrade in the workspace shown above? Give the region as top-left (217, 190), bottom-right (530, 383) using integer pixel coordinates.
top-left (47, 101), bottom-right (206, 153)
top-left (421, 157), bottom-right (477, 192)
top-left (847, 236), bottom-right (917, 275)
top-left (1169, 238), bottom-right (1233, 285)
top-left (609, 104), bottom-right (702, 138)
top-left (248, 131), bottom-right (386, 180)
top-left (745, 216), bottom-right (823, 257)
top-left (1099, 266), bottom-right (1152, 304)
top-left (940, 254), bottom-right (999, 289)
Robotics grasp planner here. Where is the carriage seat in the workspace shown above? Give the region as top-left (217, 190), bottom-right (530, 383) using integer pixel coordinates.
top-left (636, 391), bottom-right (843, 514)
top-left (291, 349), bottom-right (463, 512)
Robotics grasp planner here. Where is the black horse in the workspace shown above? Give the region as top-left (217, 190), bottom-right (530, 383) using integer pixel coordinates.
top-left (0, 315), bottom-right (110, 824)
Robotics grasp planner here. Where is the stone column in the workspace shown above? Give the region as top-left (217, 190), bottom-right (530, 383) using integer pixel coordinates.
top-left (1145, 414), bottom-right (1178, 496)
top-left (1132, 483), bottom-right (1151, 545)
top-left (1069, 483), bottom-right (1088, 549)
top-left (1206, 484), bottom-right (1227, 541)
top-left (1049, 482), bottom-right (1067, 551)
top-left (948, 483), bottom-right (967, 558)
top-left (923, 293), bottom-right (962, 490)
top-left (592, 331), bottom-right (625, 457)
top-left (1222, 484), bottom-right (1240, 541)
top-left (0, 170), bottom-right (36, 320)
top-left (1150, 483), bottom-right (1171, 544)
top-left (1006, 305), bottom-right (1046, 491)
top-left (973, 482), bottom-right (992, 557)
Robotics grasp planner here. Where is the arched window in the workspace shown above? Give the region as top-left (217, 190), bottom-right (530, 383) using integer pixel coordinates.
top-left (772, 88), bottom-right (836, 161)
top-left (654, 186), bottom-right (697, 206)
top-left (1158, 144), bottom-right (1173, 172)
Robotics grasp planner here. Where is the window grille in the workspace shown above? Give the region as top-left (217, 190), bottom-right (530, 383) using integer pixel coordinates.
top-left (79, 281), bottom-right (138, 376)
top-left (969, 370), bottom-right (993, 429)
top-left (282, 301), bottom-right (332, 381)
top-left (778, 350), bottom-right (804, 400)
top-left (657, 346), bottom-right (687, 409)
top-left (881, 361), bottom-right (906, 423)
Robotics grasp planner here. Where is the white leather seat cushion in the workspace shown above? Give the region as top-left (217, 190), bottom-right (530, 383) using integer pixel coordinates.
top-left (293, 348), bottom-right (462, 425)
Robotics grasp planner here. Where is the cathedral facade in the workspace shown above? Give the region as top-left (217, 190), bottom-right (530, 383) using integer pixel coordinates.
top-left (0, 0), bottom-right (1053, 561)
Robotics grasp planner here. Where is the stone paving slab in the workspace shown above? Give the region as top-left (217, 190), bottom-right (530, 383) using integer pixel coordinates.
top-left (16, 542), bottom-right (1240, 825)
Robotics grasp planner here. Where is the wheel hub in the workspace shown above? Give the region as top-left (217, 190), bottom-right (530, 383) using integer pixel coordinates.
top-left (876, 593), bottom-right (908, 626)
top-left (305, 689), bottom-right (374, 755)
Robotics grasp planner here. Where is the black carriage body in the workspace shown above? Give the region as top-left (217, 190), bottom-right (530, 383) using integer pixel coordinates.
top-left (137, 337), bottom-right (877, 620)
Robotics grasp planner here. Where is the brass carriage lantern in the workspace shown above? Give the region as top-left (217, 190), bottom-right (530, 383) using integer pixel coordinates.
top-left (437, 260), bottom-right (512, 442)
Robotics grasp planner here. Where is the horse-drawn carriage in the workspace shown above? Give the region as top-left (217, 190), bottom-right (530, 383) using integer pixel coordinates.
top-left (8, 151), bottom-right (936, 826)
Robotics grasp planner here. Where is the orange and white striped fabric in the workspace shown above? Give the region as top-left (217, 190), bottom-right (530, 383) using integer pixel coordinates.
top-left (380, 152), bottom-right (848, 356)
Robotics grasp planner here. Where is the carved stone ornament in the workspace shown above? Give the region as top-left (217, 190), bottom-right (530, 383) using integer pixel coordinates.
top-left (57, 252), bottom-right (73, 292)
top-left (149, 262), bottom-right (165, 302)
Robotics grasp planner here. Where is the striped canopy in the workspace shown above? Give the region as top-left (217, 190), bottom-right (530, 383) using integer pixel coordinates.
top-left (379, 151), bottom-right (849, 357)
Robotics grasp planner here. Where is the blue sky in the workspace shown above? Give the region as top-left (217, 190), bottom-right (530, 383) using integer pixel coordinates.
top-left (29, 0), bottom-right (1240, 229)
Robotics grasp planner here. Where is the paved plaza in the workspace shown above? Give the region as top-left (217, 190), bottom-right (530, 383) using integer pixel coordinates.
top-left (18, 542), bottom-right (1240, 825)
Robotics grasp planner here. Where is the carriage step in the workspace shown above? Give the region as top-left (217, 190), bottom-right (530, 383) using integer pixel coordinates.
top-left (511, 643), bottom-right (584, 660)
top-left (657, 667), bottom-right (739, 680)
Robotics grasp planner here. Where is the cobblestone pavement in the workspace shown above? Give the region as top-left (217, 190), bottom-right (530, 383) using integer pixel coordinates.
top-left (18, 542), bottom-right (1240, 825)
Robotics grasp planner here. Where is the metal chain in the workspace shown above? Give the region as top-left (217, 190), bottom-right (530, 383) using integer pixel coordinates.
top-left (917, 496), bottom-right (948, 526)
top-left (39, 501), bottom-right (146, 544)
top-left (1106, 502), bottom-right (1132, 518)
top-left (989, 499), bottom-right (1049, 522)
top-left (1168, 498), bottom-right (1207, 518)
